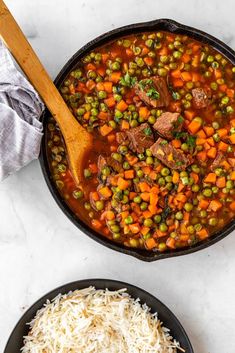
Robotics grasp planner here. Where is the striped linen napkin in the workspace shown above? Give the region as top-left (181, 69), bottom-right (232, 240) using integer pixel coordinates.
top-left (0, 40), bottom-right (44, 181)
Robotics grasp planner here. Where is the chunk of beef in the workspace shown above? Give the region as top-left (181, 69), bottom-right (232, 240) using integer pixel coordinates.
top-left (153, 112), bottom-right (183, 139)
top-left (116, 123), bottom-right (154, 154)
top-left (134, 76), bottom-right (170, 108)
top-left (98, 155), bottom-right (123, 174)
top-left (192, 88), bottom-right (209, 109)
top-left (210, 152), bottom-right (224, 171)
top-left (150, 138), bottom-right (193, 170)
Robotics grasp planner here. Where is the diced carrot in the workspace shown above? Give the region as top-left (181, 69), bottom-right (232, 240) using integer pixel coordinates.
top-left (142, 166), bottom-right (151, 175)
top-left (141, 226), bottom-right (150, 236)
top-left (141, 192), bottom-right (150, 202)
top-left (107, 134), bottom-right (116, 143)
top-left (101, 53), bottom-right (109, 63)
top-left (204, 173), bottom-right (216, 184)
top-left (98, 186), bottom-right (112, 199)
top-left (97, 67), bottom-right (105, 77)
top-left (124, 170), bottom-right (134, 179)
top-left (217, 128), bottom-right (228, 138)
top-left (173, 78), bottom-right (184, 87)
top-left (110, 145), bottom-right (117, 152)
top-left (139, 106), bottom-right (150, 119)
top-left (126, 48), bottom-right (133, 57)
top-left (117, 177), bottom-right (129, 190)
top-left (230, 119), bottom-right (235, 127)
top-left (86, 63), bottom-right (96, 71)
top-left (197, 228), bottom-right (209, 240)
top-left (171, 139), bottom-right (181, 148)
top-left (126, 154), bottom-right (138, 166)
top-left (104, 96), bottom-right (116, 108)
top-left (150, 193), bottom-right (158, 206)
top-left (145, 237), bottom-right (157, 249)
top-left (144, 56), bottom-right (154, 66)
top-left (218, 141), bottom-right (228, 152)
top-left (183, 212), bottom-right (190, 222)
top-left (143, 210), bottom-right (153, 219)
top-left (121, 120), bottom-right (130, 130)
top-left (177, 182), bottom-right (185, 192)
top-left (199, 199), bottom-right (209, 210)
top-left (181, 53), bottom-right (191, 63)
top-left (105, 211), bottom-right (115, 221)
top-left (103, 81), bottom-right (113, 93)
top-left (158, 46), bottom-right (168, 56)
top-left (214, 69), bottom-right (222, 79)
top-left (148, 204), bottom-right (158, 215)
top-left (90, 191), bottom-right (99, 202)
top-left (109, 71), bottom-right (122, 83)
top-left (184, 110), bottom-right (195, 121)
top-left (196, 138), bottom-right (207, 145)
top-left (129, 192), bottom-right (137, 200)
top-left (219, 84), bottom-right (227, 93)
top-left (209, 200), bottom-right (222, 212)
top-left (141, 47), bottom-right (150, 56)
top-left (230, 171), bottom-right (235, 181)
top-left (190, 172), bottom-right (199, 184)
top-left (171, 69), bottom-right (181, 78)
top-left (89, 163), bottom-right (98, 174)
top-left (207, 137), bottom-right (215, 147)
top-left (197, 151), bottom-right (207, 162)
top-left (216, 176), bottom-right (226, 188)
top-left (172, 171), bottom-right (180, 184)
top-left (229, 201), bottom-right (235, 211)
top-left (191, 55), bottom-right (200, 68)
top-left (100, 124), bottom-right (113, 136)
top-left (91, 219), bottom-right (102, 229)
top-left (188, 120), bottom-right (201, 134)
top-left (175, 194), bottom-right (187, 203)
top-left (181, 71), bottom-right (192, 81)
top-left (84, 111), bottom-right (91, 120)
top-left (207, 147), bottom-right (217, 159)
top-left (129, 223), bottom-right (141, 234)
top-left (221, 160), bottom-right (230, 171)
top-left (116, 99), bottom-right (128, 112)
top-left (204, 126), bottom-right (215, 137)
top-left (197, 129), bottom-right (207, 138)
top-left (229, 134), bottom-right (235, 144)
top-left (96, 82), bottom-right (105, 91)
top-left (149, 171), bottom-right (157, 180)
top-left (191, 71), bottom-right (201, 81)
top-left (86, 79), bottom-right (96, 91)
top-left (139, 182), bottom-right (151, 192)
top-left (166, 237), bottom-right (176, 249)
top-left (98, 111), bottom-right (109, 120)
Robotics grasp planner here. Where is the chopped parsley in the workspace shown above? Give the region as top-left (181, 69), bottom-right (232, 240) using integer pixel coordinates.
top-left (138, 79), bottom-right (160, 100)
top-left (143, 127), bottom-right (152, 136)
top-left (146, 88), bottom-right (160, 100)
top-left (172, 91), bottom-right (181, 100)
top-left (173, 131), bottom-right (196, 148)
top-left (139, 79), bottom-right (153, 90)
top-left (119, 72), bottom-right (137, 87)
top-left (160, 139), bottom-right (168, 145)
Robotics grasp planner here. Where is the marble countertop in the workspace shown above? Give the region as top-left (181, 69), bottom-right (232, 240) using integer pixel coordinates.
top-left (1, 0), bottom-right (235, 352)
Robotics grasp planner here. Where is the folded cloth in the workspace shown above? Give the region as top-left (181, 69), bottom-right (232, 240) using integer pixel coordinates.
top-left (0, 40), bottom-right (44, 181)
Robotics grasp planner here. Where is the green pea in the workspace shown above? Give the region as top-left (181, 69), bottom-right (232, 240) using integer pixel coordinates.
top-left (158, 177), bottom-right (165, 186)
top-left (125, 216), bottom-right (133, 224)
top-left (115, 110), bottom-right (123, 119)
top-left (226, 180), bottom-right (234, 189)
top-left (203, 188), bottom-right (212, 197)
top-left (227, 106), bottom-right (234, 114)
top-left (184, 203), bottom-right (193, 212)
top-left (84, 169), bottom-right (92, 178)
top-left (111, 225), bottom-right (120, 233)
top-left (73, 190), bottom-right (84, 199)
top-left (194, 223), bottom-right (202, 232)
top-left (181, 177), bottom-right (189, 185)
top-left (158, 68), bottom-right (167, 76)
top-left (175, 211), bottom-right (183, 220)
top-left (181, 143), bottom-right (188, 151)
top-left (123, 39), bottom-right (131, 47)
top-left (119, 145), bottom-right (128, 155)
top-left (137, 169), bottom-right (144, 178)
top-left (191, 165), bottom-right (200, 173)
top-left (134, 196), bottom-right (142, 204)
top-left (200, 210), bottom-right (207, 218)
top-left (166, 182), bottom-right (173, 190)
top-left (161, 167), bottom-right (170, 176)
top-left (165, 176), bottom-right (172, 183)
top-left (129, 238), bottom-right (139, 247)
top-left (212, 121), bottom-right (220, 129)
top-left (145, 39), bottom-right (154, 48)
top-left (102, 166), bottom-right (110, 176)
top-left (215, 168), bottom-right (223, 176)
top-left (170, 231), bottom-right (177, 238)
top-left (210, 82), bottom-right (218, 90)
top-left (84, 202), bottom-right (91, 211)
top-left (187, 225), bottom-right (195, 234)
top-left (221, 96), bottom-right (229, 105)
top-left (112, 153), bottom-right (122, 163)
top-left (148, 115), bottom-right (156, 124)
top-left (146, 149), bottom-right (152, 157)
top-left (123, 161), bottom-right (130, 170)
top-left (109, 120), bottom-right (117, 129)
top-left (144, 218), bottom-right (153, 227)
top-left (209, 218), bottom-right (218, 226)
top-left (140, 202), bottom-right (148, 211)
top-left (91, 108), bottom-right (98, 116)
top-left (212, 186), bottom-right (219, 194)
top-left (130, 120), bottom-right (138, 128)
top-left (135, 57), bottom-right (144, 67)
top-left (159, 223), bottom-right (168, 232)
top-left (138, 153), bottom-right (145, 161)
top-left (207, 55), bottom-right (214, 62)
top-left (96, 200), bottom-right (104, 211)
top-left (113, 233), bottom-right (121, 240)
top-left (112, 62), bottom-right (121, 70)
top-left (77, 107), bottom-right (85, 116)
top-left (158, 242), bottom-right (167, 251)
top-left (192, 184), bottom-right (200, 192)
top-left (154, 215), bottom-right (162, 224)
top-left (58, 164), bottom-right (66, 173)
top-left (173, 51), bottom-right (182, 59)
top-left (146, 156), bottom-right (154, 165)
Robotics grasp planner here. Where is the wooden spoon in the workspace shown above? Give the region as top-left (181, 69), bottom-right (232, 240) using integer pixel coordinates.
top-left (0, 0), bottom-right (92, 186)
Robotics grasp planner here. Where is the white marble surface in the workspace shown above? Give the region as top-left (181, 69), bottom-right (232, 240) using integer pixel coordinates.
top-left (1, 0), bottom-right (235, 352)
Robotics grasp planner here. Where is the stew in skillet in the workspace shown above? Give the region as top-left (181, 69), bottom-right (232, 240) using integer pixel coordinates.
top-left (46, 31), bottom-right (235, 251)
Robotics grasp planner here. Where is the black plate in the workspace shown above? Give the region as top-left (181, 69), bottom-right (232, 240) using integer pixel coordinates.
top-left (4, 279), bottom-right (194, 352)
top-left (39, 19), bottom-right (235, 261)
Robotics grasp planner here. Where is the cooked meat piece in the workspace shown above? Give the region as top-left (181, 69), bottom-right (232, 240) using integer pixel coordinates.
top-left (126, 123), bottom-right (154, 153)
top-left (150, 138), bottom-right (193, 170)
top-left (192, 88), bottom-right (209, 109)
top-left (98, 155), bottom-right (123, 174)
top-left (116, 131), bottom-right (129, 145)
top-left (210, 152), bottom-right (224, 171)
top-left (134, 76), bottom-right (170, 108)
top-left (116, 123), bottom-right (154, 154)
top-left (153, 112), bottom-right (183, 139)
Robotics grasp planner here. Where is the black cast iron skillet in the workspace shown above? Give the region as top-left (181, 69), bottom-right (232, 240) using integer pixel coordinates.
top-left (4, 279), bottom-right (194, 352)
top-left (39, 19), bottom-right (235, 262)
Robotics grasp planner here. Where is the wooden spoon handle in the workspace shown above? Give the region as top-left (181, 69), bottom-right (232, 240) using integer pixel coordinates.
top-left (0, 0), bottom-right (80, 135)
